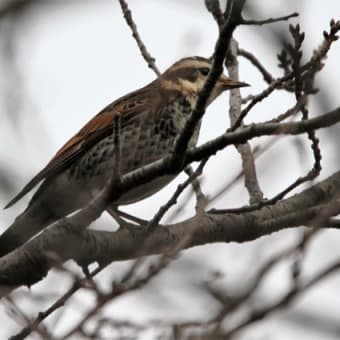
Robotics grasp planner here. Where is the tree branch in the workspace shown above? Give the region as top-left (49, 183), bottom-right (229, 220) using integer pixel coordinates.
top-left (172, 0), bottom-right (246, 165)
top-left (1, 168), bottom-right (340, 293)
top-left (118, 0), bottom-right (160, 76)
top-left (240, 12), bottom-right (298, 26)
top-left (238, 47), bottom-right (274, 83)
top-left (226, 38), bottom-right (264, 204)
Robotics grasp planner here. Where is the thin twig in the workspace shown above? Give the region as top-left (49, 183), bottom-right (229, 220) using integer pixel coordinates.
top-left (208, 103), bottom-right (303, 205)
top-left (223, 259), bottom-right (340, 338)
top-left (285, 24), bottom-right (322, 199)
top-left (240, 12), bottom-right (298, 26)
top-left (185, 164), bottom-right (208, 213)
top-left (233, 20), bottom-right (340, 130)
top-left (267, 96), bottom-right (307, 123)
top-left (208, 139), bottom-right (277, 205)
top-left (5, 296), bottom-right (51, 339)
top-left (118, 0), bottom-right (160, 76)
top-left (232, 75), bottom-right (291, 130)
top-left (9, 270), bottom-right (102, 340)
top-left (211, 228), bottom-right (319, 330)
top-left (146, 159), bottom-right (208, 232)
top-left (61, 255), bottom-right (174, 339)
top-left (226, 38), bottom-right (264, 204)
top-left (238, 47), bottom-right (274, 83)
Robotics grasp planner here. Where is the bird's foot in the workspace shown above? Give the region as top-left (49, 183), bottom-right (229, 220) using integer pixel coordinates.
top-left (106, 207), bottom-right (149, 233)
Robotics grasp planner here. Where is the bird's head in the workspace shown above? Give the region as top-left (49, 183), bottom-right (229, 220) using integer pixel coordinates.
top-left (160, 56), bottom-right (249, 105)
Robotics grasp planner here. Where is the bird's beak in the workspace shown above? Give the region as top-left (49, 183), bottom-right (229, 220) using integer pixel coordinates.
top-left (219, 74), bottom-right (250, 89)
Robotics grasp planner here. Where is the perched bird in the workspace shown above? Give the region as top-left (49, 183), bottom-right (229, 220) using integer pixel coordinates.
top-left (0, 56), bottom-right (248, 257)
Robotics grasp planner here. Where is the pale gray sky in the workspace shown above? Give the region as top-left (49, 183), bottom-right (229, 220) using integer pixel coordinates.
top-left (1, 1), bottom-right (340, 338)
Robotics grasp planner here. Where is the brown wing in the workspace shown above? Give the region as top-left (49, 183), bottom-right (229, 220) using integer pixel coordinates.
top-left (5, 85), bottom-right (160, 209)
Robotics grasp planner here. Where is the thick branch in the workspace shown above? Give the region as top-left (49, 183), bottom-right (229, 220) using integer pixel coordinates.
top-left (1, 169), bottom-right (340, 292)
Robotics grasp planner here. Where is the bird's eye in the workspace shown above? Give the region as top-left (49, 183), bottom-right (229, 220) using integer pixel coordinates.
top-left (199, 67), bottom-right (210, 76)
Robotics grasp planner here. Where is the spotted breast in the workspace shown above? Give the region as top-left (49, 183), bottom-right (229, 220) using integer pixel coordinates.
top-left (66, 94), bottom-right (200, 204)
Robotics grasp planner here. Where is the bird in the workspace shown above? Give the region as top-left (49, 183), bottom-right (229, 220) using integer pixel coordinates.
top-left (0, 56), bottom-right (249, 257)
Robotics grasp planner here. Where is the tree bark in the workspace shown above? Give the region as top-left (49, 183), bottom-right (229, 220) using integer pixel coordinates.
top-left (1, 169), bottom-right (340, 294)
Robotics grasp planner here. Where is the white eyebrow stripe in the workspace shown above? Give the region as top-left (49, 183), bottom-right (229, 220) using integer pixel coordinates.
top-left (169, 60), bottom-right (211, 72)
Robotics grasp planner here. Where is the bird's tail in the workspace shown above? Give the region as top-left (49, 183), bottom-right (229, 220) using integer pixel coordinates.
top-left (0, 204), bottom-right (56, 257)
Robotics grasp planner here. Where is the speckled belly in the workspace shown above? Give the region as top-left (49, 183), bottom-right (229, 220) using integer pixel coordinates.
top-left (67, 97), bottom-right (201, 205)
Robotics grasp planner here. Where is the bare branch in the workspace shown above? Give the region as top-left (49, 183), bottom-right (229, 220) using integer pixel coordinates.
top-left (223, 259), bottom-right (340, 338)
top-left (146, 159), bottom-right (207, 233)
top-left (234, 22), bottom-right (340, 129)
top-left (6, 168), bottom-right (340, 338)
top-left (173, 0), bottom-right (246, 163)
top-left (226, 38), bottom-right (264, 204)
top-left (62, 254), bottom-right (174, 339)
top-left (3, 7), bottom-right (340, 339)
top-left (284, 23), bottom-right (322, 201)
top-left (189, 106), bottom-right (340, 165)
top-left (118, 0), bottom-right (160, 76)
top-left (241, 12), bottom-right (299, 26)
top-left (185, 164), bottom-right (208, 213)
top-left (238, 47), bottom-right (274, 83)
top-left (2, 167), bottom-right (340, 289)
top-left (204, 0), bottom-right (223, 27)
top-left (268, 96), bottom-right (306, 123)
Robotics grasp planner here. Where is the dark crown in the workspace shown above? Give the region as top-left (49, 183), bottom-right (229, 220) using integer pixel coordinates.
top-left (171, 56), bottom-right (212, 67)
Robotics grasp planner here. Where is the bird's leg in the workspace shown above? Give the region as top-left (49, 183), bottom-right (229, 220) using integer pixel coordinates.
top-left (106, 206), bottom-right (148, 232)
top-left (116, 208), bottom-right (149, 225)
top-left (106, 207), bottom-right (135, 230)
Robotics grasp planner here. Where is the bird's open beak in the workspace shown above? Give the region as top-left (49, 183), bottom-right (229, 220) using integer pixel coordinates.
top-left (219, 74), bottom-right (250, 89)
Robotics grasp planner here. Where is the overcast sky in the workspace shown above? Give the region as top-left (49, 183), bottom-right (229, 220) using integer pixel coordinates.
top-left (1, 1), bottom-right (340, 339)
